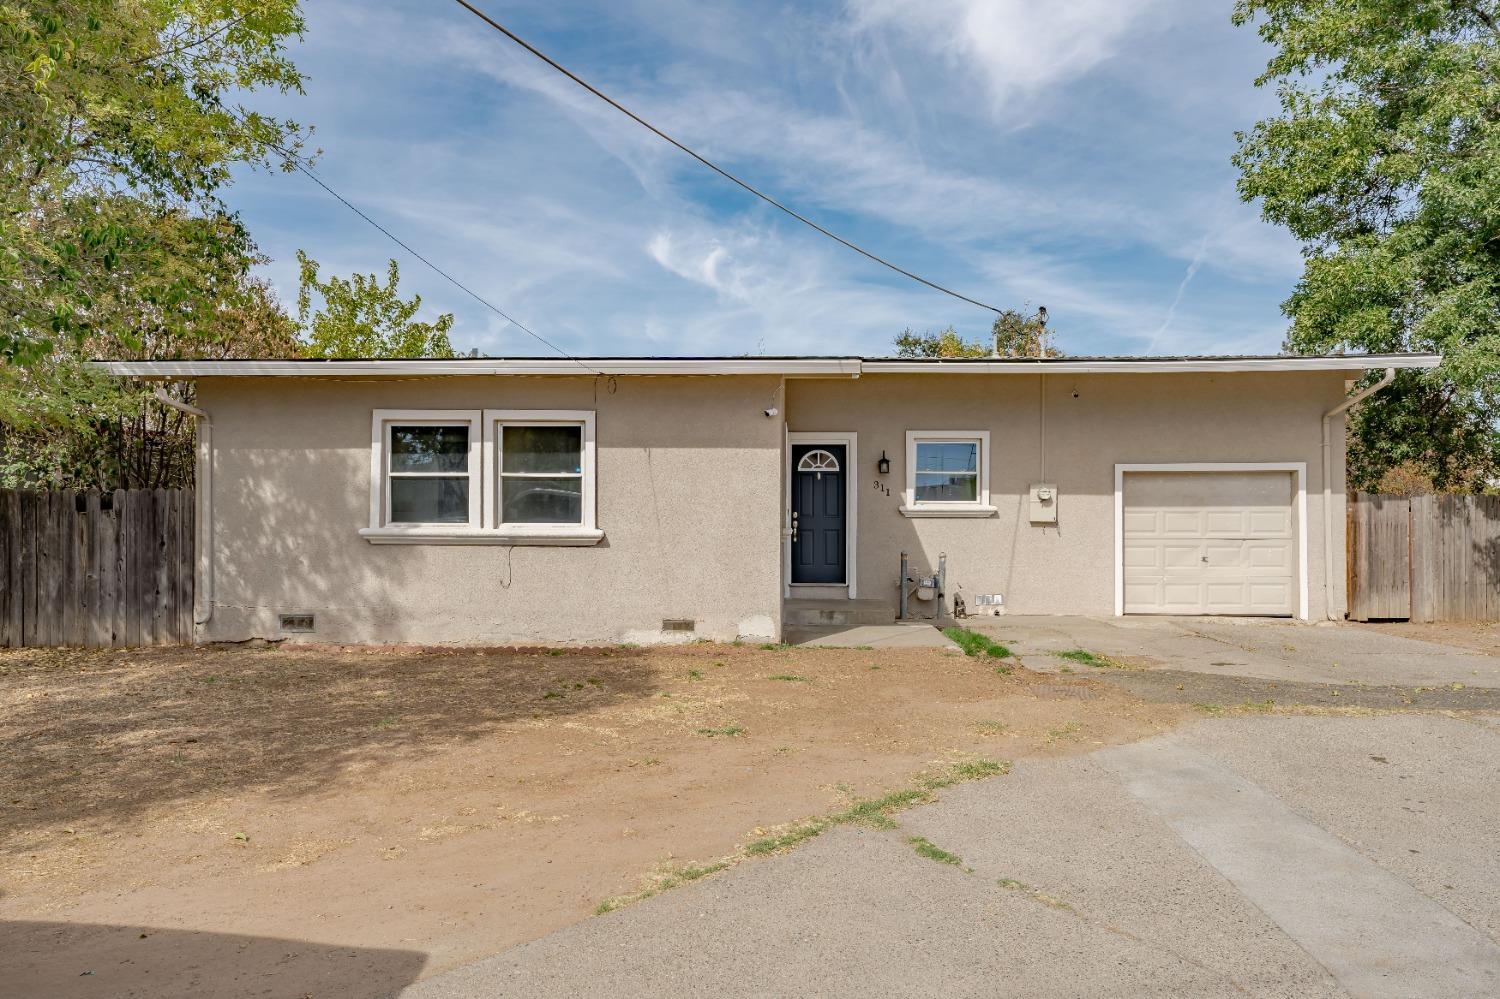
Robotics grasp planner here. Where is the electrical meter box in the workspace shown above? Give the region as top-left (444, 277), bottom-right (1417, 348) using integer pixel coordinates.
top-left (1029, 483), bottom-right (1058, 524)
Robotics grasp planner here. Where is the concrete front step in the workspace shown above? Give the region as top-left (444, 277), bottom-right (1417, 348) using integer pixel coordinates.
top-left (782, 598), bottom-right (896, 628)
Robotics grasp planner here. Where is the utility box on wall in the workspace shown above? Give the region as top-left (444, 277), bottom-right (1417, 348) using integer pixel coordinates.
top-left (1029, 483), bottom-right (1058, 524)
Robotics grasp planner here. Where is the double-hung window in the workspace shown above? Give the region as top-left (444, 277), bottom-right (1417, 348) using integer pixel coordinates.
top-left (484, 411), bottom-right (596, 532)
top-left (370, 410), bottom-right (483, 531)
top-left (363, 408), bottom-right (598, 543)
top-left (902, 431), bottom-right (995, 517)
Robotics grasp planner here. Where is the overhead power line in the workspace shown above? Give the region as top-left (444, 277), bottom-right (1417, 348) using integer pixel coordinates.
top-left (230, 109), bottom-right (598, 371)
top-left (448, 0), bottom-right (1004, 316)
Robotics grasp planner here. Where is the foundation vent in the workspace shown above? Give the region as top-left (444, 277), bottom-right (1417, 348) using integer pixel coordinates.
top-left (279, 613), bottom-right (315, 633)
top-left (661, 618), bottom-right (696, 633)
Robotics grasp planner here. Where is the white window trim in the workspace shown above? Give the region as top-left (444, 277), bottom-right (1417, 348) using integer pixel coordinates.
top-left (481, 409), bottom-right (600, 543)
top-left (784, 432), bottom-right (857, 598)
top-left (363, 409), bottom-right (483, 539)
top-left (900, 430), bottom-right (996, 518)
top-left (359, 407), bottom-right (602, 545)
top-left (1113, 462), bottom-right (1309, 620)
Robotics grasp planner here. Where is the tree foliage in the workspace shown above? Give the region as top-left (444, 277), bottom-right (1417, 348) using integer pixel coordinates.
top-left (0, 1), bottom-right (309, 488)
top-left (1233, 0), bottom-right (1500, 490)
top-left (297, 252), bottom-right (456, 359)
top-left (893, 309), bottom-right (1058, 358)
top-left (1, 0), bottom-right (310, 364)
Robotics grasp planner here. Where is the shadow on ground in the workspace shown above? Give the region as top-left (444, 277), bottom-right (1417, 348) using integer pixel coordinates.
top-left (0, 644), bottom-right (661, 847)
top-left (3, 920), bottom-right (427, 999)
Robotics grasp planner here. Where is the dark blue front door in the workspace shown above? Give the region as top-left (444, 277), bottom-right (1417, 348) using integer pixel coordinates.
top-left (791, 443), bottom-right (846, 584)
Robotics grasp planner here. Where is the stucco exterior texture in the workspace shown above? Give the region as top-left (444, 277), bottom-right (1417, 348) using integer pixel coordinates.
top-left (197, 370), bottom-right (1351, 646)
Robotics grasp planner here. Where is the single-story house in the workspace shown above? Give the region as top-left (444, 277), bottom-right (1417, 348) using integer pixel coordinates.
top-left (103, 352), bottom-right (1439, 645)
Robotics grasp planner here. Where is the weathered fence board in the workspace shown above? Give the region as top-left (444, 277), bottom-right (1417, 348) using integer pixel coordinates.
top-left (0, 489), bottom-right (194, 648)
top-left (1350, 492), bottom-right (1500, 622)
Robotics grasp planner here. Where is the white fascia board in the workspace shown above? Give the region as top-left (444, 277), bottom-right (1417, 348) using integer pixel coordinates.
top-left (93, 358), bottom-right (865, 378)
top-left (862, 354), bottom-right (1441, 374)
top-left (93, 353), bottom-right (1440, 379)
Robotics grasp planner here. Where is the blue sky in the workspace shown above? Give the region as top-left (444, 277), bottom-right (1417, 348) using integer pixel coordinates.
top-left (228, 0), bottom-right (1303, 358)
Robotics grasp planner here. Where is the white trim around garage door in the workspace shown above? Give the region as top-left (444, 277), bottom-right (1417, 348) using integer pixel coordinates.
top-left (1114, 462), bottom-right (1309, 621)
top-left (785, 432), bottom-right (858, 599)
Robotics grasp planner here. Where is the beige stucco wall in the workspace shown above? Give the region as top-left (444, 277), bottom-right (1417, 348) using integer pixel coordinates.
top-left (786, 371), bottom-right (1352, 620)
top-left (196, 374), bottom-right (785, 645)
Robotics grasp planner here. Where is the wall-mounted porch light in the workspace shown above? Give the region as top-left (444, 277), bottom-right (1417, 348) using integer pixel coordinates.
top-left (877, 450), bottom-right (891, 475)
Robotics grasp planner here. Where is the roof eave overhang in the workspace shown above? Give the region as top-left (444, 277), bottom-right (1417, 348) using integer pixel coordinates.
top-left (93, 353), bottom-right (1441, 379)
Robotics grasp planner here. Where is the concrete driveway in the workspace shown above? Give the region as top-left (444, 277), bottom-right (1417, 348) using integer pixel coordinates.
top-left (401, 713), bottom-right (1500, 999)
top-left (964, 615), bottom-right (1500, 688)
top-left (400, 620), bottom-right (1500, 999)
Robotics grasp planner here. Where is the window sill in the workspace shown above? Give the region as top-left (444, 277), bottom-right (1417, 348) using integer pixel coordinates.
top-left (359, 527), bottom-right (604, 546)
top-left (898, 504), bottom-right (998, 519)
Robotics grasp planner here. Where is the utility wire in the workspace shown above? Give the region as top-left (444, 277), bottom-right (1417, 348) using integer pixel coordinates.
top-left (231, 109), bottom-right (598, 371)
top-left (448, 0), bottom-right (1004, 316)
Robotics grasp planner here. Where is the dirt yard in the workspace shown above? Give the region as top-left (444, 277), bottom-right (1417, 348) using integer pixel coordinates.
top-left (2, 641), bottom-right (1186, 998)
top-left (1355, 620), bottom-right (1500, 656)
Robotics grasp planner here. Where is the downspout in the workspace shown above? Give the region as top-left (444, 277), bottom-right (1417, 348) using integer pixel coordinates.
top-left (153, 386), bottom-right (214, 626)
top-left (1320, 368), bottom-right (1395, 621)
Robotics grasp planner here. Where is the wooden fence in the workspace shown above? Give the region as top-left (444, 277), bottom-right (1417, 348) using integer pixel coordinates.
top-left (0, 489), bottom-right (195, 648)
top-left (1348, 492), bottom-right (1500, 622)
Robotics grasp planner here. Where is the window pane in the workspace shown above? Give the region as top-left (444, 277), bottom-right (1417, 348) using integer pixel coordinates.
top-left (503, 425), bottom-right (582, 474)
top-left (390, 425), bottom-right (469, 473)
top-left (390, 477), bottom-right (470, 523)
top-left (915, 472), bottom-right (978, 503)
top-left (502, 477), bottom-right (583, 524)
top-left (915, 442), bottom-right (977, 473)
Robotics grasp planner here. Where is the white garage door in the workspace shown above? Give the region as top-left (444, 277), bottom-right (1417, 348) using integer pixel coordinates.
top-left (1123, 471), bottom-right (1296, 616)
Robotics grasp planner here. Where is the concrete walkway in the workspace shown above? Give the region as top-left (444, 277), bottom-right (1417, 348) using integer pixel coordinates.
top-left (398, 714), bottom-right (1500, 998)
top-left (782, 621), bottom-right (958, 649)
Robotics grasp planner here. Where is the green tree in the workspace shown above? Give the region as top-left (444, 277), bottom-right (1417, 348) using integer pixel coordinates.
top-left (1, 0), bottom-right (310, 366)
top-left (1233, 0), bottom-right (1500, 490)
top-left (297, 252), bottom-right (456, 358)
top-left (893, 325), bottom-right (992, 358)
top-left (893, 309), bottom-right (1057, 358)
top-left (991, 308), bottom-right (1059, 357)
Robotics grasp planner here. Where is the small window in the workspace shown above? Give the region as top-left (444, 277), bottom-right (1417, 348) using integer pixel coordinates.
top-left (914, 441), bottom-right (978, 502)
top-left (484, 410), bottom-right (597, 532)
top-left (904, 431), bottom-right (991, 514)
top-left (369, 410), bottom-right (482, 530)
top-left (500, 424), bottom-right (583, 524)
top-left (389, 424), bottom-right (472, 523)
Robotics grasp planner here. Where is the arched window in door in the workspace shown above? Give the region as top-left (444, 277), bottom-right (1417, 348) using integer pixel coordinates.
top-left (796, 449), bottom-right (840, 475)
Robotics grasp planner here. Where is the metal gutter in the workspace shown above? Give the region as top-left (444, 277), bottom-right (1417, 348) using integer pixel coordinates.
top-left (860, 354), bottom-right (1441, 374)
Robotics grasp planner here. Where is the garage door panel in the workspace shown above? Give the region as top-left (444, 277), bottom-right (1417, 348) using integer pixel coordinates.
top-left (1124, 471), bottom-right (1296, 617)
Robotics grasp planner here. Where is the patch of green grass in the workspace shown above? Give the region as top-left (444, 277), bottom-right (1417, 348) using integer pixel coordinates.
top-left (907, 836), bottom-right (964, 866)
top-left (974, 720), bottom-right (1007, 734)
top-left (745, 822), bottom-right (828, 856)
top-left (545, 648), bottom-right (566, 657)
top-left (541, 691), bottom-right (563, 700)
top-left (687, 669), bottom-right (703, 681)
top-left (853, 645), bottom-right (874, 651)
top-left (767, 674), bottom-right (809, 682)
top-left (1047, 721), bottom-right (1083, 741)
top-left (697, 724), bottom-right (746, 738)
top-left (993, 664), bottom-right (1012, 675)
top-left (758, 643), bottom-right (791, 651)
top-left (1055, 648), bottom-right (1136, 670)
top-left (953, 758), bottom-right (1010, 779)
top-left (1194, 702), bottom-right (1226, 715)
top-left (943, 627), bottom-right (1012, 659)
top-left (594, 859), bottom-right (731, 915)
top-left (868, 664), bottom-right (882, 671)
